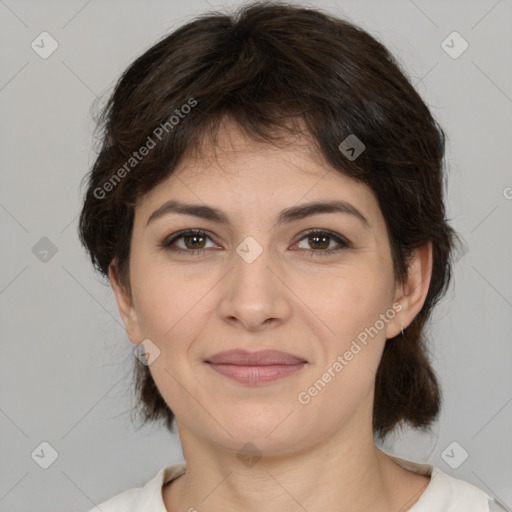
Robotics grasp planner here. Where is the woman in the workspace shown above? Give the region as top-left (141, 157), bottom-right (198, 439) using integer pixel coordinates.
top-left (79, 2), bottom-right (505, 510)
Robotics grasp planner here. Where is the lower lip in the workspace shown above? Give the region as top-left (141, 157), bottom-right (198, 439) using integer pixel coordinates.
top-left (206, 362), bottom-right (306, 384)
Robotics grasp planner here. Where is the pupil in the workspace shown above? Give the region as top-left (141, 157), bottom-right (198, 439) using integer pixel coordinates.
top-left (186, 235), bottom-right (205, 249)
top-left (311, 234), bottom-right (329, 249)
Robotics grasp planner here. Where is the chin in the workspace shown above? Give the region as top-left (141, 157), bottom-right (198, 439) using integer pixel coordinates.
top-left (214, 411), bottom-right (299, 451)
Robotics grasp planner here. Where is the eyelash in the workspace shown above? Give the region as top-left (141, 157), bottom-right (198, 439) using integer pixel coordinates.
top-left (159, 229), bottom-right (352, 257)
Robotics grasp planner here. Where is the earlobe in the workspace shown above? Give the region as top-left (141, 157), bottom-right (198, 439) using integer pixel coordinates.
top-left (386, 242), bottom-right (433, 340)
top-left (108, 260), bottom-right (143, 344)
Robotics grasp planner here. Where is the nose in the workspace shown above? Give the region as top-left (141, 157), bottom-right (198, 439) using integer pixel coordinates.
top-left (218, 240), bottom-right (292, 332)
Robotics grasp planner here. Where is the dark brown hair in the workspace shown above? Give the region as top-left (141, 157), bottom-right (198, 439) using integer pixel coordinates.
top-left (78, 1), bottom-right (463, 441)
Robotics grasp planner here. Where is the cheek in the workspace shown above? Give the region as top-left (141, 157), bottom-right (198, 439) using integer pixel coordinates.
top-left (305, 269), bottom-right (392, 389)
top-left (132, 260), bottom-right (211, 338)
top-left (305, 268), bottom-right (391, 339)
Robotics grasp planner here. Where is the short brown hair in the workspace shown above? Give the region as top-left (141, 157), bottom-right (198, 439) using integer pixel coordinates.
top-left (78, 1), bottom-right (463, 441)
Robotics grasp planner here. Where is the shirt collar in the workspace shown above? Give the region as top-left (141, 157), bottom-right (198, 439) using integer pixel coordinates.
top-left (131, 453), bottom-right (493, 512)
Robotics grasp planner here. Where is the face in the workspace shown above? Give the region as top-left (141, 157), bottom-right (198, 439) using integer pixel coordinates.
top-left (110, 119), bottom-right (424, 457)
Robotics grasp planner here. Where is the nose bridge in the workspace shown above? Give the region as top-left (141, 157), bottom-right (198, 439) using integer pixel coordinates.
top-left (219, 235), bottom-right (290, 328)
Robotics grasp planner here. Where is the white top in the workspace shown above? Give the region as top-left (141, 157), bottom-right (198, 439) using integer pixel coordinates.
top-left (88, 453), bottom-right (506, 512)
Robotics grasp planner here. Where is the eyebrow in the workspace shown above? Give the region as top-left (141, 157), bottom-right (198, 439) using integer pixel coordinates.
top-left (146, 199), bottom-right (370, 228)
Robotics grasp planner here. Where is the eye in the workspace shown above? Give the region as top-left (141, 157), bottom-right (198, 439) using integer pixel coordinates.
top-left (293, 229), bottom-right (352, 257)
top-left (160, 229), bottom-right (218, 255)
top-left (160, 228), bottom-right (352, 257)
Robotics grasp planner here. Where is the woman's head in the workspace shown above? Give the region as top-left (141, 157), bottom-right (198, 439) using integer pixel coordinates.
top-left (78, 1), bottom-right (460, 444)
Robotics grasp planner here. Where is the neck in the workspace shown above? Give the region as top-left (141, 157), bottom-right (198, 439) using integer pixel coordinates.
top-left (163, 421), bottom-right (429, 512)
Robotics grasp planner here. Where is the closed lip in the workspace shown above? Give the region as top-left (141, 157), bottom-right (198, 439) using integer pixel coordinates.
top-left (205, 349), bottom-right (307, 366)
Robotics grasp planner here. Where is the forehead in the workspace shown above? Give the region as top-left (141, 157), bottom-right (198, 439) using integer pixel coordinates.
top-left (135, 119), bottom-right (383, 230)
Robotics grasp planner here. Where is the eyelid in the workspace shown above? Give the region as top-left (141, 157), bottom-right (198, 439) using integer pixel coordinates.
top-left (161, 228), bottom-right (218, 249)
top-left (160, 228), bottom-right (352, 254)
top-left (292, 228), bottom-right (352, 246)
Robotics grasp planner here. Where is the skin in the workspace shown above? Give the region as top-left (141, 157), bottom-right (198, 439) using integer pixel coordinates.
top-left (109, 118), bottom-right (433, 512)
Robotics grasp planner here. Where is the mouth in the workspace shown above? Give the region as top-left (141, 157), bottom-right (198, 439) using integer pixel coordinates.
top-left (204, 349), bottom-right (308, 385)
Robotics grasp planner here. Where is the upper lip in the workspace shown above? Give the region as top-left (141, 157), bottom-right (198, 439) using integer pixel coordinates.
top-left (205, 349), bottom-right (307, 365)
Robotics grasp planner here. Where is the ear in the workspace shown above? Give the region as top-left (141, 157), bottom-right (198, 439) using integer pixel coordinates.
top-left (385, 241), bottom-right (433, 340)
top-left (108, 260), bottom-right (143, 345)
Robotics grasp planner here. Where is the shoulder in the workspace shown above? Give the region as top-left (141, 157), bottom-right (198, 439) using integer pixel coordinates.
top-left (384, 452), bottom-right (504, 512)
top-left (88, 487), bottom-right (141, 512)
top-left (412, 466), bottom-right (505, 512)
top-left (87, 463), bottom-right (187, 512)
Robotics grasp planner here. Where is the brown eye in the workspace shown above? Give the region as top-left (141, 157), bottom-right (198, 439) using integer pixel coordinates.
top-left (308, 233), bottom-right (331, 250)
top-left (294, 230), bottom-right (351, 257)
top-left (160, 228), bottom-right (351, 258)
top-left (182, 233), bottom-right (207, 250)
top-left (161, 229), bottom-right (216, 254)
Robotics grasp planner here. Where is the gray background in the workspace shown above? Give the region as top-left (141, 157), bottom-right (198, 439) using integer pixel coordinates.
top-left (1, 0), bottom-right (511, 510)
